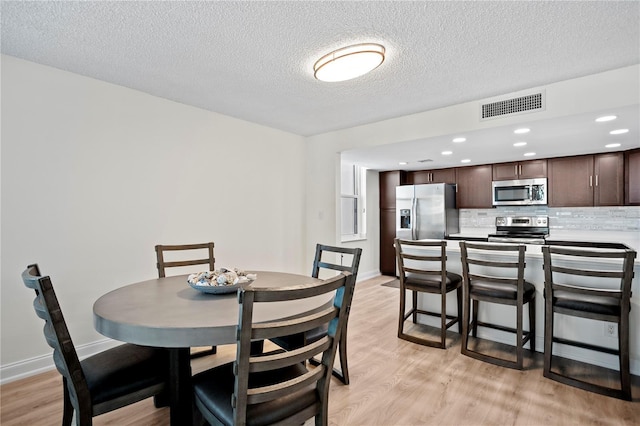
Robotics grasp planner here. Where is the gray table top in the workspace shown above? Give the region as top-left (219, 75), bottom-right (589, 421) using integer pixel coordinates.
top-left (93, 271), bottom-right (327, 348)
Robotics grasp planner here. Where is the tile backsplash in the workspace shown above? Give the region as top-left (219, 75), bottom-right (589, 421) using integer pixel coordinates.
top-left (460, 206), bottom-right (640, 232)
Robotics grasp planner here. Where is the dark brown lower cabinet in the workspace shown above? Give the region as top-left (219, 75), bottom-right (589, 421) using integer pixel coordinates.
top-left (380, 209), bottom-right (397, 276)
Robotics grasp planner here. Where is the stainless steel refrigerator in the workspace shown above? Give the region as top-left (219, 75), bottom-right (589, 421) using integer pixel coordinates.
top-left (396, 183), bottom-right (459, 240)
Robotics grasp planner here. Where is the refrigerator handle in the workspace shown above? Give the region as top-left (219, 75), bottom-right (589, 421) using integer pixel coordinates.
top-left (412, 197), bottom-right (417, 240)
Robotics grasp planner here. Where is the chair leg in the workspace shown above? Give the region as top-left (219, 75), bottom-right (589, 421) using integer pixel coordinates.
top-left (516, 302), bottom-right (524, 370)
top-left (62, 378), bottom-right (73, 426)
top-left (337, 328), bottom-right (350, 385)
top-left (412, 291), bottom-right (418, 323)
top-left (528, 298), bottom-right (536, 353)
top-left (456, 287), bottom-right (463, 334)
top-left (440, 291), bottom-right (447, 348)
top-left (619, 317), bottom-right (631, 400)
top-left (543, 301), bottom-right (554, 378)
top-left (461, 287), bottom-right (471, 355)
top-left (471, 299), bottom-right (479, 338)
top-left (398, 284), bottom-right (406, 338)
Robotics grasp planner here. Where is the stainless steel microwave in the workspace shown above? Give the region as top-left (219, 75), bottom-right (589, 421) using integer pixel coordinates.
top-left (492, 178), bottom-right (547, 206)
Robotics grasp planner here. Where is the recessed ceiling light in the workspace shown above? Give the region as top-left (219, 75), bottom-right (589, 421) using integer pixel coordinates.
top-left (524, 152), bottom-right (536, 157)
top-left (461, 159), bottom-right (471, 163)
top-left (513, 142), bottom-right (527, 147)
top-left (514, 128), bottom-right (530, 134)
top-left (399, 161), bottom-right (408, 165)
top-left (452, 137), bottom-right (466, 143)
top-left (595, 115), bottom-right (617, 122)
top-left (441, 151), bottom-right (453, 155)
top-left (605, 143), bottom-right (621, 148)
top-left (314, 43), bottom-right (385, 82)
top-left (609, 129), bottom-right (629, 135)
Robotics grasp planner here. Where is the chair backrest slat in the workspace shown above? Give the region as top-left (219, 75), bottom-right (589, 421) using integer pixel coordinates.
top-left (312, 244), bottom-right (362, 279)
top-left (395, 239), bottom-right (448, 287)
top-left (155, 242), bottom-right (215, 278)
top-left (459, 242), bottom-right (526, 294)
top-left (542, 245), bottom-right (636, 298)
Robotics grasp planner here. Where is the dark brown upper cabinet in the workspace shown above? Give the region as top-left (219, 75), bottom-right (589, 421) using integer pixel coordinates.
top-left (456, 165), bottom-right (493, 208)
top-left (548, 153), bottom-right (624, 207)
top-left (492, 159), bottom-right (547, 181)
top-left (408, 168), bottom-right (456, 185)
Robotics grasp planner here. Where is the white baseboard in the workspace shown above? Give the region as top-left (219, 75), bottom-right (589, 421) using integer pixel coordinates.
top-left (0, 338), bottom-right (121, 385)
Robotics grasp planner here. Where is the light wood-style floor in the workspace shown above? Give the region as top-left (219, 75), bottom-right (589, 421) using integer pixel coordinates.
top-left (2, 275), bottom-right (638, 425)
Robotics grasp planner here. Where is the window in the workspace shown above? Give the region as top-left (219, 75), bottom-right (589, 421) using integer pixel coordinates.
top-left (341, 163), bottom-right (366, 241)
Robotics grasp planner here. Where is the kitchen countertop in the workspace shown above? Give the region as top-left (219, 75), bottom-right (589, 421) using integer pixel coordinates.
top-left (445, 229), bottom-right (639, 264)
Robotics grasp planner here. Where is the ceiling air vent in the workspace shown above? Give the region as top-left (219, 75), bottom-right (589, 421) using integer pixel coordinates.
top-left (480, 92), bottom-right (544, 120)
top-left (418, 159), bottom-right (433, 163)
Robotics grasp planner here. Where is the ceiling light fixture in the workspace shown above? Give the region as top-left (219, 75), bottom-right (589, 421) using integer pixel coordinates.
top-left (399, 161), bottom-right (408, 165)
top-left (595, 115), bottom-right (617, 122)
top-left (514, 128), bottom-right (530, 134)
top-left (513, 142), bottom-right (527, 147)
top-left (524, 152), bottom-right (536, 157)
top-left (461, 159), bottom-right (471, 163)
top-left (314, 43), bottom-right (385, 82)
top-left (452, 137), bottom-right (466, 143)
top-left (610, 129), bottom-right (629, 135)
top-left (605, 143), bottom-right (621, 148)
top-left (441, 151), bottom-right (453, 155)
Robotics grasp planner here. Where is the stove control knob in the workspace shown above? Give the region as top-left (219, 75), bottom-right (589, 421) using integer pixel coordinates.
top-left (496, 217), bottom-right (506, 226)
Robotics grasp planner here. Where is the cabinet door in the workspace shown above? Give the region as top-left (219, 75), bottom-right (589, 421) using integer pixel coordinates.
top-left (456, 165), bottom-right (493, 208)
top-left (408, 168), bottom-right (456, 184)
top-left (380, 209), bottom-right (397, 276)
top-left (492, 162), bottom-right (520, 181)
top-left (493, 160), bottom-right (547, 180)
top-left (548, 155), bottom-right (593, 207)
top-left (430, 168), bottom-right (456, 184)
top-left (409, 170), bottom-right (431, 185)
top-left (625, 149), bottom-right (640, 205)
top-left (594, 152), bottom-right (624, 206)
top-left (519, 159), bottom-right (547, 179)
top-left (379, 171), bottom-right (406, 209)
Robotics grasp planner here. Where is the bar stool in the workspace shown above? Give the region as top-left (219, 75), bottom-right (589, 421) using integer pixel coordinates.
top-left (395, 239), bottom-right (462, 349)
top-left (459, 241), bottom-right (536, 370)
top-left (542, 245), bottom-right (636, 400)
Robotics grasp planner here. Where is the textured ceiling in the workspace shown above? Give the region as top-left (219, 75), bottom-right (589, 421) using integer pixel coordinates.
top-left (2, 1), bottom-right (639, 139)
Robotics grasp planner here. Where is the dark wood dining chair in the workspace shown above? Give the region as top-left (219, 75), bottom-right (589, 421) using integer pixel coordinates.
top-left (542, 245), bottom-right (636, 400)
top-left (155, 242), bottom-right (217, 357)
top-left (192, 272), bottom-right (354, 426)
top-left (395, 239), bottom-right (462, 349)
top-left (270, 244), bottom-right (362, 384)
top-left (459, 242), bottom-right (536, 369)
top-left (22, 264), bottom-right (169, 426)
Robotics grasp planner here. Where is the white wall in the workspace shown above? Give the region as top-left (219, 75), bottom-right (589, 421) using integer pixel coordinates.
top-left (1, 56), bottom-right (307, 375)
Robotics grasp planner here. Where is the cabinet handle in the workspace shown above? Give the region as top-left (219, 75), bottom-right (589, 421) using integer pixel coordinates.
top-left (590, 175), bottom-right (593, 187)
top-left (515, 165), bottom-right (518, 175)
top-left (595, 175), bottom-right (599, 187)
top-left (519, 165), bottom-right (522, 175)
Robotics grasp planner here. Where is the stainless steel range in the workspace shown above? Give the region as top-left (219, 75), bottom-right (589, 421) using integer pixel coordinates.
top-left (487, 216), bottom-right (549, 244)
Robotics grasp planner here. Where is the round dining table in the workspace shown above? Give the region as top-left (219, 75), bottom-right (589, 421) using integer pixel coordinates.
top-left (93, 270), bottom-right (327, 426)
